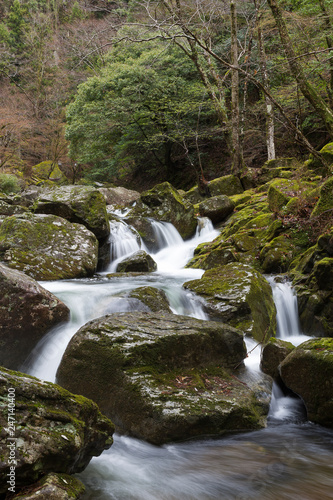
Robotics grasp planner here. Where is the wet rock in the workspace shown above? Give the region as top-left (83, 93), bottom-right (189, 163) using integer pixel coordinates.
top-left (183, 262), bottom-right (276, 342)
top-left (0, 367), bottom-right (114, 496)
top-left (0, 263), bottom-right (69, 369)
top-left (0, 213), bottom-right (98, 280)
top-left (260, 338), bottom-right (295, 380)
top-left (34, 185), bottom-right (109, 240)
top-left (128, 286), bottom-right (172, 313)
top-left (116, 250), bottom-right (157, 272)
top-left (311, 176), bottom-right (333, 218)
top-left (279, 338), bottom-right (333, 427)
top-left (11, 473), bottom-right (85, 499)
top-left (128, 182), bottom-right (197, 239)
top-left (124, 216), bottom-right (157, 251)
top-left (198, 195), bottom-right (235, 224)
top-left (56, 312), bottom-right (269, 445)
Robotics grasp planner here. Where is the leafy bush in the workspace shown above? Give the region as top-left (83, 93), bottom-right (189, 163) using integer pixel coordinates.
top-left (0, 173), bottom-right (21, 194)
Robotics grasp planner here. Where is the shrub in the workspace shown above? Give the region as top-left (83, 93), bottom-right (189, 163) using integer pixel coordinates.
top-left (0, 173), bottom-right (21, 194)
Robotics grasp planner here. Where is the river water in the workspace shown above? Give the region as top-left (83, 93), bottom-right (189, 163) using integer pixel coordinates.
top-left (22, 216), bottom-right (333, 500)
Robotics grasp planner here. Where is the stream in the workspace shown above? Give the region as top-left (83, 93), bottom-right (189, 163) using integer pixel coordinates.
top-left (22, 215), bottom-right (333, 500)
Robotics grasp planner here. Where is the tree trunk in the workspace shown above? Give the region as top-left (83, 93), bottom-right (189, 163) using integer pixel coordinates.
top-left (256, 7), bottom-right (275, 160)
top-left (267, 0), bottom-right (333, 139)
top-left (230, 1), bottom-right (243, 175)
top-left (318, 0), bottom-right (333, 107)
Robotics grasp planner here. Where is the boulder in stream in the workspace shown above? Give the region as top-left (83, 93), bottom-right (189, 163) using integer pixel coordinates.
top-left (279, 338), bottom-right (333, 428)
top-left (116, 250), bottom-right (157, 273)
top-left (0, 263), bottom-right (70, 369)
top-left (183, 262), bottom-right (277, 342)
top-left (56, 312), bottom-right (271, 445)
top-left (198, 195), bottom-right (235, 224)
top-left (0, 213), bottom-right (98, 280)
top-left (10, 473), bottom-right (85, 499)
top-left (0, 367), bottom-right (114, 496)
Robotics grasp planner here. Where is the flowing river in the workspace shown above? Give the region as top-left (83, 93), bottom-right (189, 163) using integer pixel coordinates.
top-left (22, 215), bottom-right (333, 500)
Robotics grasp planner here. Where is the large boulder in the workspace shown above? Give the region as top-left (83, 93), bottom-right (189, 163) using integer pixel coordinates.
top-left (185, 175), bottom-right (243, 204)
top-left (198, 195), bottom-right (235, 224)
top-left (0, 213), bottom-right (98, 280)
top-left (98, 186), bottom-right (140, 207)
top-left (311, 176), bottom-right (333, 218)
top-left (183, 263), bottom-right (277, 342)
top-left (116, 250), bottom-right (157, 273)
top-left (34, 185), bottom-right (110, 240)
top-left (279, 338), bottom-right (333, 427)
top-left (0, 367), bottom-right (114, 496)
top-left (128, 182), bottom-right (197, 239)
top-left (0, 263), bottom-right (69, 369)
top-left (260, 338), bottom-right (295, 380)
top-left (56, 312), bottom-right (270, 445)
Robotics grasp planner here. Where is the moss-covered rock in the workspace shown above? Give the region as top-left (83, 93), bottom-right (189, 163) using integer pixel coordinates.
top-left (0, 367), bottom-right (114, 496)
top-left (0, 213), bottom-right (98, 280)
top-left (208, 175), bottom-right (243, 197)
top-left (0, 200), bottom-right (27, 216)
top-left (31, 161), bottom-right (68, 184)
top-left (260, 338), bottom-right (295, 379)
top-left (11, 473), bottom-right (85, 499)
top-left (0, 263), bottom-right (70, 369)
top-left (305, 142), bottom-right (333, 175)
top-left (267, 181), bottom-right (292, 212)
top-left (128, 286), bottom-right (172, 313)
top-left (312, 257), bottom-right (333, 290)
top-left (183, 263), bottom-right (276, 341)
top-left (116, 250), bottom-right (157, 273)
top-left (34, 185), bottom-right (110, 240)
top-left (129, 182), bottom-right (197, 239)
top-left (311, 176), bottom-right (333, 218)
top-left (198, 195), bottom-right (235, 224)
top-left (56, 312), bottom-right (270, 445)
top-left (279, 338), bottom-right (333, 427)
top-left (260, 235), bottom-right (299, 273)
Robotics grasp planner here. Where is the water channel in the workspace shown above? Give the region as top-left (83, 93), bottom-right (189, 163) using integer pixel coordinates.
top-left (22, 215), bottom-right (333, 500)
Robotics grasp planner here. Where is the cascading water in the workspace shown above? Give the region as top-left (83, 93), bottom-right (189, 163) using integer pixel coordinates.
top-left (21, 218), bottom-right (333, 500)
top-left (267, 277), bottom-right (310, 423)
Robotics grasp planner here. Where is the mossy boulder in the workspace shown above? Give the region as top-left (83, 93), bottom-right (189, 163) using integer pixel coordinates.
top-left (267, 181), bottom-right (292, 212)
top-left (56, 312), bottom-right (270, 445)
top-left (198, 195), bottom-right (235, 224)
top-left (186, 244), bottom-right (238, 270)
top-left (260, 235), bottom-right (299, 273)
top-left (305, 142), bottom-right (333, 174)
top-left (312, 257), bottom-right (333, 290)
top-left (116, 250), bottom-right (157, 273)
top-left (0, 213), bottom-right (98, 280)
top-left (0, 200), bottom-right (27, 216)
top-left (129, 182), bottom-right (197, 239)
top-left (208, 175), bottom-right (243, 197)
top-left (31, 161), bottom-right (68, 183)
top-left (11, 473), bottom-right (85, 499)
top-left (34, 185), bottom-right (110, 240)
top-left (0, 263), bottom-right (70, 369)
top-left (279, 338), bottom-right (333, 427)
top-left (128, 286), bottom-right (172, 313)
top-left (311, 176), bottom-right (333, 218)
top-left (260, 338), bottom-right (295, 380)
top-left (0, 367), bottom-right (114, 496)
top-left (183, 262), bottom-right (277, 342)
top-left (124, 216), bottom-right (157, 251)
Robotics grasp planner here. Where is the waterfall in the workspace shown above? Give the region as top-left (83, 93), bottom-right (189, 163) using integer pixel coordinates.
top-left (267, 277), bottom-right (310, 423)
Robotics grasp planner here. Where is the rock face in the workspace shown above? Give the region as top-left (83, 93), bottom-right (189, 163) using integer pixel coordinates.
top-left (0, 367), bottom-right (114, 496)
top-left (56, 312), bottom-right (269, 445)
top-left (0, 213), bottom-right (98, 280)
top-left (34, 185), bottom-right (110, 240)
top-left (183, 263), bottom-right (277, 342)
top-left (116, 250), bottom-right (157, 273)
top-left (0, 263), bottom-right (69, 369)
top-left (129, 182), bottom-right (197, 239)
top-left (279, 338), bottom-right (333, 427)
top-left (198, 195), bottom-right (235, 224)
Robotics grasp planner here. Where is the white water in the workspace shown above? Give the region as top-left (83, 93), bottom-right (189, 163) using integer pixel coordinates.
top-left (20, 219), bottom-right (333, 499)
top-left (267, 278), bottom-right (311, 423)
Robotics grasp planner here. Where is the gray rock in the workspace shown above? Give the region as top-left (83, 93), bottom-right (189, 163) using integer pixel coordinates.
top-left (56, 312), bottom-right (269, 445)
top-left (0, 263), bottom-right (69, 369)
top-left (198, 195), bottom-right (235, 224)
top-left (116, 250), bottom-right (157, 273)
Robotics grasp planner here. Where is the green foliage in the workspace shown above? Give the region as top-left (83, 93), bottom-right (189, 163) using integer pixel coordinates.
top-left (0, 173), bottom-right (20, 194)
top-left (65, 38), bottom-right (215, 181)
